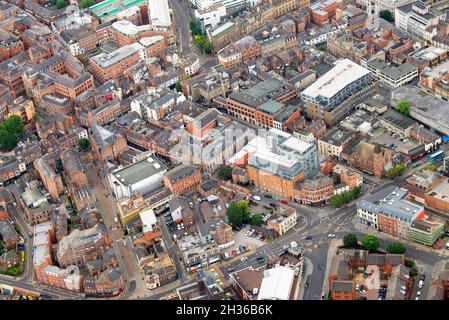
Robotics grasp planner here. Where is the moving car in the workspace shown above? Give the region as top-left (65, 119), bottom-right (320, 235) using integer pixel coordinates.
top-left (318, 264), bottom-right (324, 270)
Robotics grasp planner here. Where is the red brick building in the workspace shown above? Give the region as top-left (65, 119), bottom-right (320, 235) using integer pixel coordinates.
top-left (164, 165), bottom-right (202, 195)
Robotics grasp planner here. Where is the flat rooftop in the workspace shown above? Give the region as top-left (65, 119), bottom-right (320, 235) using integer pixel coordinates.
top-left (91, 43), bottom-right (143, 69)
top-left (90, 0), bottom-right (145, 22)
top-left (112, 156), bottom-right (167, 186)
top-left (301, 59), bottom-right (370, 100)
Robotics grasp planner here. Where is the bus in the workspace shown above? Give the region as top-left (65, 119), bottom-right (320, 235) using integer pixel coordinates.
top-left (428, 150), bottom-right (446, 163)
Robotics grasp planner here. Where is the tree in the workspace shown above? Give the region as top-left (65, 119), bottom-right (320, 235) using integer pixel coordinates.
top-left (77, 138), bottom-right (90, 151)
top-left (379, 10), bottom-right (393, 22)
top-left (394, 100), bottom-right (410, 116)
top-left (405, 259), bottom-right (415, 268)
top-left (386, 163), bottom-right (406, 178)
top-left (217, 165), bottom-right (232, 181)
top-left (361, 235), bottom-right (379, 252)
top-left (329, 187), bottom-right (362, 208)
top-left (249, 214), bottom-right (264, 226)
top-left (55, 0), bottom-right (67, 9)
top-left (181, 74), bottom-right (190, 81)
top-left (79, 0), bottom-right (95, 9)
top-left (227, 200), bottom-right (250, 227)
top-left (3, 115), bottom-right (23, 136)
top-left (189, 20), bottom-right (203, 36)
top-left (410, 268), bottom-right (418, 277)
top-left (175, 80), bottom-right (182, 92)
top-left (343, 233), bottom-right (358, 249)
top-left (0, 129), bottom-right (18, 151)
top-left (386, 242), bottom-right (406, 254)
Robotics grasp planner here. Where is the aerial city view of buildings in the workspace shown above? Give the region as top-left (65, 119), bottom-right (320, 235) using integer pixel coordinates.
top-left (0, 0), bottom-right (448, 302)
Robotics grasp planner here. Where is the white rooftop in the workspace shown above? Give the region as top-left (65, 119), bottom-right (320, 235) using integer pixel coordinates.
top-left (301, 59), bottom-right (370, 100)
top-left (140, 35), bottom-right (164, 47)
top-left (139, 208), bottom-right (157, 233)
top-left (92, 42), bottom-right (144, 69)
top-left (257, 266), bottom-right (295, 300)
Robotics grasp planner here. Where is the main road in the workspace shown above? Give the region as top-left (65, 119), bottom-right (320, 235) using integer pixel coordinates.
top-left (169, 0), bottom-right (192, 55)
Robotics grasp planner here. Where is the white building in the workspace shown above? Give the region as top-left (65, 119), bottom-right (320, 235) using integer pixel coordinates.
top-left (139, 208), bottom-right (158, 233)
top-left (358, 0), bottom-right (414, 13)
top-left (257, 266), bottom-right (295, 300)
top-left (301, 59), bottom-right (371, 107)
top-left (366, 59), bottom-right (418, 89)
top-left (109, 156), bottom-right (167, 199)
top-left (395, 1), bottom-right (444, 39)
top-left (148, 0), bottom-right (172, 26)
top-left (190, 0), bottom-right (248, 11)
top-left (194, 4), bottom-right (226, 29)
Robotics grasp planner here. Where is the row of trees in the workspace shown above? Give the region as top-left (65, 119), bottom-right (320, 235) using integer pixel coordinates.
top-left (189, 21), bottom-right (214, 54)
top-left (386, 163), bottom-right (406, 178)
top-left (329, 186), bottom-right (362, 208)
top-left (343, 233), bottom-right (406, 254)
top-left (227, 200), bottom-right (264, 227)
top-left (0, 115), bottom-right (24, 151)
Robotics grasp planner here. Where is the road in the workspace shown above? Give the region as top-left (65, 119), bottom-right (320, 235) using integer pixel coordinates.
top-left (85, 160), bottom-right (141, 297)
top-left (169, 0), bottom-right (191, 55)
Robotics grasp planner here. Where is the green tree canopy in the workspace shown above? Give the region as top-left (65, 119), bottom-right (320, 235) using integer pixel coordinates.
top-left (249, 214), bottom-right (264, 226)
top-left (79, 0), bottom-right (95, 9)
top-left (0, 115), bottom-right (24, 151)
top-left (361, 235), bottom-right (380, 252)
top-left (405, 259), bottom-right (415, 268)
top-left (189, 20), bottom-right (203, 36)
top-left (175, 80), bottom-right (182, 92)
top-left (386, 163), bottom-right (406, 178)
top-left (343, 233), bottom-right (359, 249)
top-left (386, 242), bottom-right (406, 254)
top-left (394, 100), bottom-right (410, 116)
top-left (379, 10), bottom-right (394, 22)
top-left (77, 138), bottom-right (90, 150)
top-left (227, 200), bottom-right (250, 227)
top-left (55, 0), bottom-right (67, 9)
top-left (3, 115), bottom-right (23, 136)
top-left (217, 165), bottom-right (232, 181)
top-left (329, 186), bottom-right (362, 208)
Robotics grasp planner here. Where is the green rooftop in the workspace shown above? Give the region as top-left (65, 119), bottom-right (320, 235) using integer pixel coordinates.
top-left (258, 100), bottom-right (284, 115)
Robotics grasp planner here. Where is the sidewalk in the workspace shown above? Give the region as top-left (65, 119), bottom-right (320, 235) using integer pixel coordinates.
top-left (297, 257), bottom-right (313, 300)
top-left (321, 239), bottom-right (342, 299)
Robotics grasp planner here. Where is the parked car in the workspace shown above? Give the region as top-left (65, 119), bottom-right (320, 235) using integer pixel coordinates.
top-left (356, 284), bottom-right (360, 291)
top-left (282, 244), bottom-right (289, 249)
top-left (417, 290), bottom-right (422, 296)
top-left (257, 256), bottom-right (266, 262)
top-left (419, 274), bottom-right (426, 281)
top-left (264, 194), bottom-right (273, 199)
top-left (269, 202), bottom-right (277, 208)
top-left (240, 257), bottom-right (248, 262)
top-left (280, 200), bottom-right (288, 204)
top-left (304, 283), bottom-right (309, 290)
top-left (327, 233), bottom-right (336, 238)
top-left (304, 236), bottom-right (312, 241)
top-left (252, 195), bottom-right (261, 201)
top-left (228, 268), bottom-right (235, 272)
